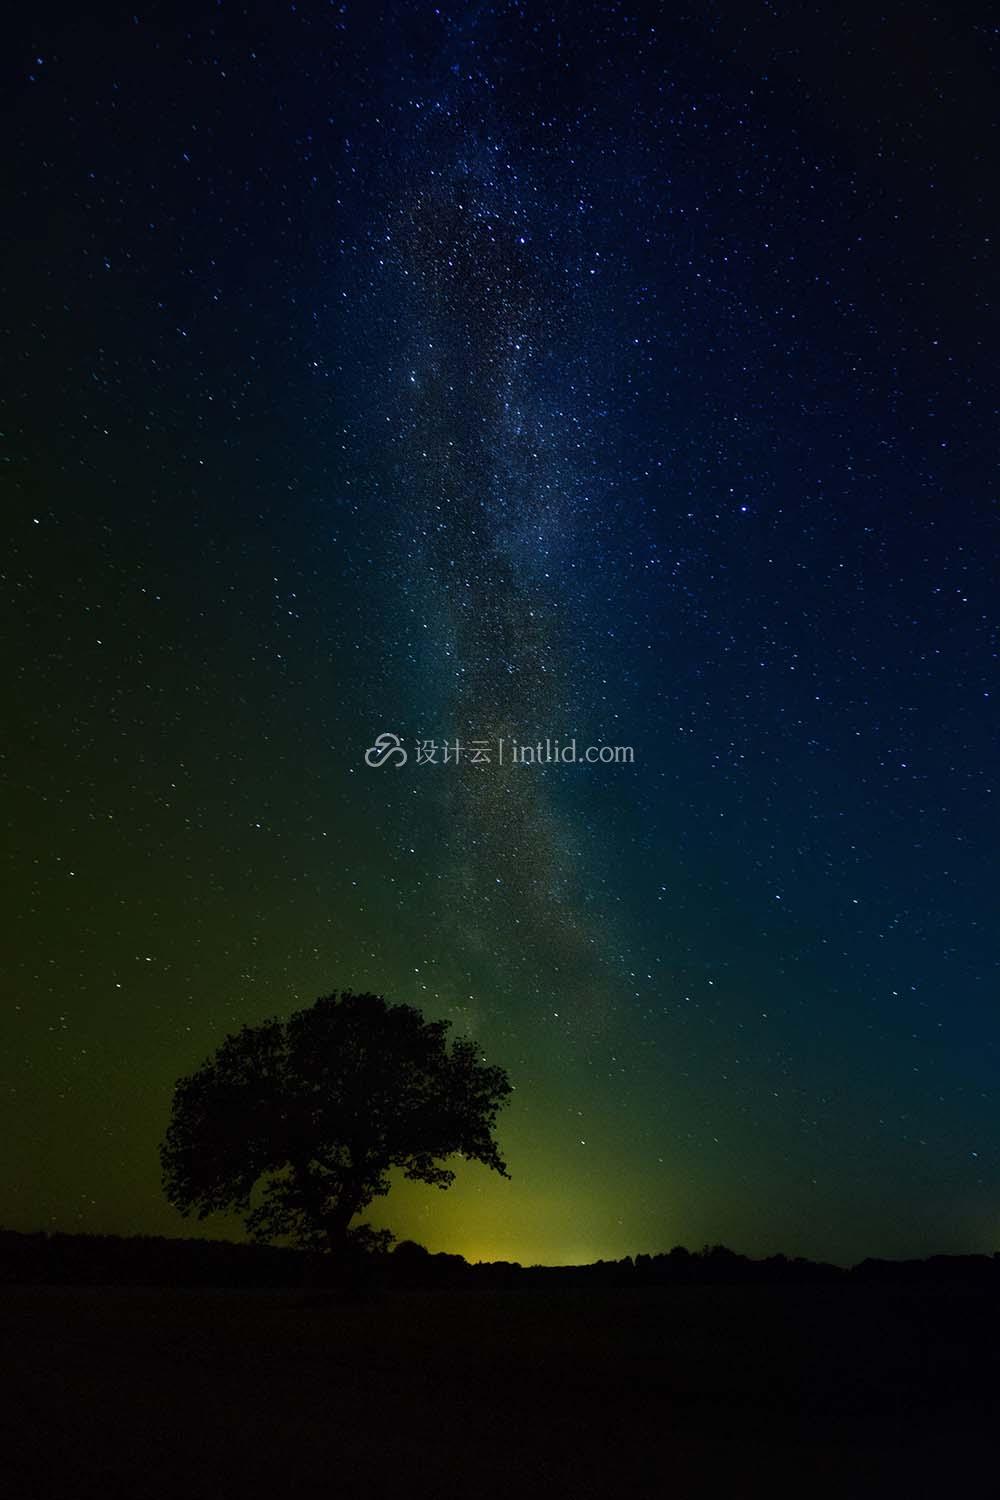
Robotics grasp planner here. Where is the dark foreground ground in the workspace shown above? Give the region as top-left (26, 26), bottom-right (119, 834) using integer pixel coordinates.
top-left (3, 1282), bottom-right (998, 1498)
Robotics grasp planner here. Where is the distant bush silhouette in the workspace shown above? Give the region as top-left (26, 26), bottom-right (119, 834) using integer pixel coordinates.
top-left (392, 1239), bottom-right (433, 1265)
top-left (160, 990), bottom-right (512, 1260)
top-left (391, 1240), bottom-right (473, 1284)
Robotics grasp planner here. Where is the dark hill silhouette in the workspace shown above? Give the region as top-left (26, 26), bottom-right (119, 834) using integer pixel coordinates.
top-left (3, 1227), bottom-right (998, 1290)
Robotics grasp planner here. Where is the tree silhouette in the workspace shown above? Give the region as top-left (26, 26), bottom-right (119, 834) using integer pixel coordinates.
top-left (160, 990), bottom-right (512, 1258)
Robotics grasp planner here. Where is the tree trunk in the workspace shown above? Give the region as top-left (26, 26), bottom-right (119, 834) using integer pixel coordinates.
top-left (326, 1199), bottom-right (364, 1296)
top-left (325, 1198), bottom-right (355, 1253)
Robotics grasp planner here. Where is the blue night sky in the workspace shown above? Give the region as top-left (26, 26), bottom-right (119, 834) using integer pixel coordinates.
top-left (4, 1), bottom-right (998, 1266)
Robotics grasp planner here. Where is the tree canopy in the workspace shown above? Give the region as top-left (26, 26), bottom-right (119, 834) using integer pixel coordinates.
top-left (160, 990), bottom-right (512, 1253)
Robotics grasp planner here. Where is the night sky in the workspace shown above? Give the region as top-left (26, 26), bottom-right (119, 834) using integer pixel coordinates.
top-left (5, 2), bottom-right (998, 1268)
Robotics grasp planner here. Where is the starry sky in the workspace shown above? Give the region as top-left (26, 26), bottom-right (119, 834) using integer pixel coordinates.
top-left (4, 1), bottom-right (998, 1268)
